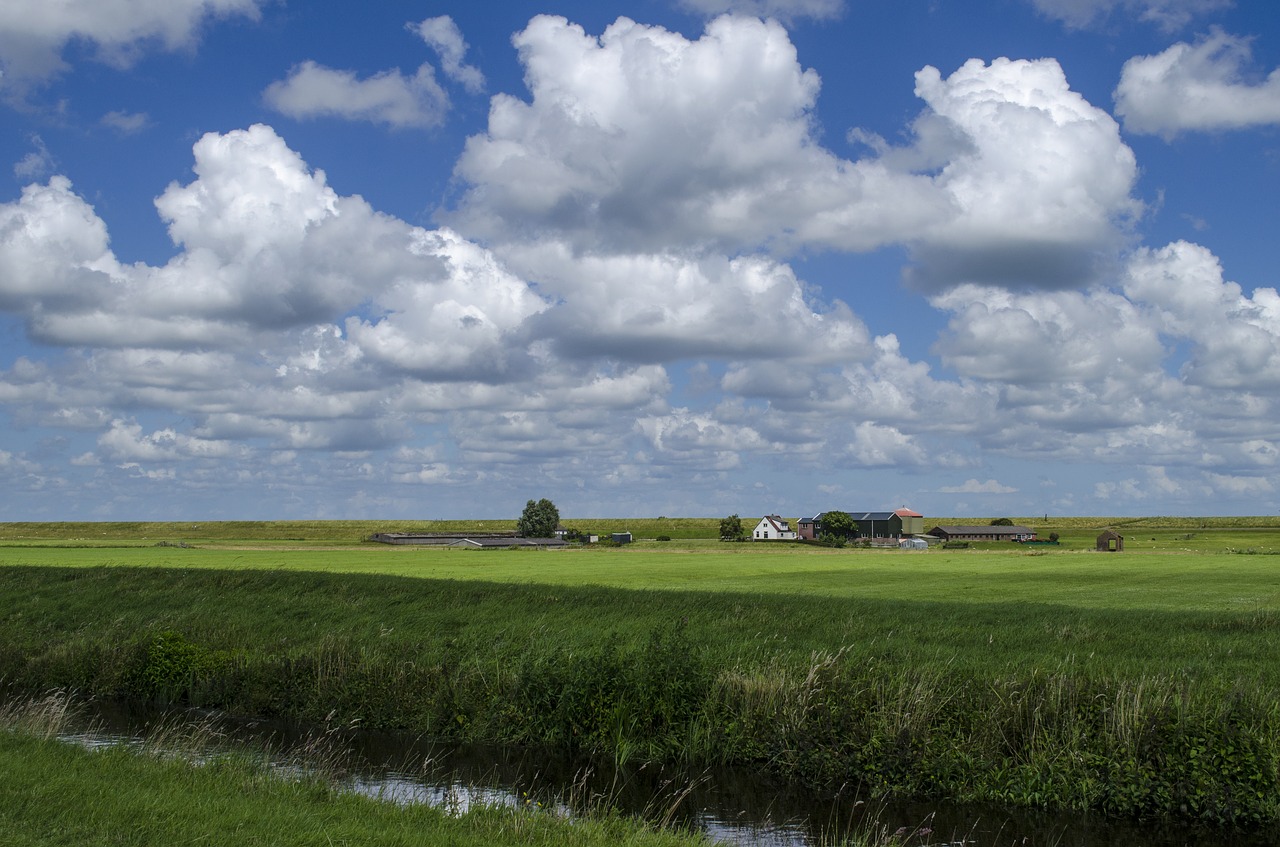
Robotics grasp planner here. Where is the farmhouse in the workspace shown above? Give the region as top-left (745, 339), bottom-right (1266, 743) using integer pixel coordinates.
top-left (753, 515), bottom-right (797, 540)
top-left (798, 508), bottom-right (924, 540)
top-left (927, 525), bottom-right (1036, 542)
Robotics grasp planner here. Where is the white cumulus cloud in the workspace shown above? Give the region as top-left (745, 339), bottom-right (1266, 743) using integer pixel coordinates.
top-left (453, 16), bottom-right (1139, 291)
top-left (0, 0), bottom-right (263, 89)
top-left (1115, 29), bottom-right (1280, 138)
top-left (263, 61), bottom-right (449, 129)
top-left (411, 15), bottom-right (485, 93)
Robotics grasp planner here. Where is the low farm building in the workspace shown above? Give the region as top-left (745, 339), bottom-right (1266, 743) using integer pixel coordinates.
top-left (927, 525), bottom-right (1036, 542)
top-left (369, 532), bottom-right (566, 548)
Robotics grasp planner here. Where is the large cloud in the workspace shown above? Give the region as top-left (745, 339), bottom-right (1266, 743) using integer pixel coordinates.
top-left (1124, 240), bottom-right (1280, 389)
top-left (1115, 29), bottom-right (1280, 138)
top-left (2, 126), bottom-right (548, 372)
top-left (503, 242), bottom-right (871, 365)
top-left (903, 57), bottom-right (1140, 290)
top-left (0, 123), bottom-right (879, 479)
top-left (923, 241), bottom-right (1280, 473)
top-left (452, 16), bottom-right (1139, 291)
top-left (0, 0), bottom-right (262, 90)
top-left (451, 14), bottom-right (862, 254)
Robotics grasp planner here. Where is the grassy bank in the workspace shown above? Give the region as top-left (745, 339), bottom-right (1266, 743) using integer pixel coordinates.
top-left (0, 695), bottom-right (711, 847)
top-left (4, 526), bottom-right (1280, 826)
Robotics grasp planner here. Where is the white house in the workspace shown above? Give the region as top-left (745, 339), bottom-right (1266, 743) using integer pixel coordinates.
top-left (753, 515), bottom-right (797, 540)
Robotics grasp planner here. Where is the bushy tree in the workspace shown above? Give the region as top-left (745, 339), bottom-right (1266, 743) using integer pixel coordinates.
top-left (819, 510), bottom-right (857, 545)
top-left (517, 498), bottom-right (560, 538)
top-left (990, 517), bottom-right (1014, 526)
top-left (719, 514), bottom-right (745, 542)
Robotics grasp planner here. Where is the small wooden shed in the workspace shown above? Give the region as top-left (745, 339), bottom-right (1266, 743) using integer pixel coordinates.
top-left (1096, 530), bottom-right (1124, 552)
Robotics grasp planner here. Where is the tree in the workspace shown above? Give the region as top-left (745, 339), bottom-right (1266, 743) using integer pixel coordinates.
top-left (719, 514), bottom-right (745, 542)
top-left (990, 517), bottom-right (1014, 526)
top-left (517, 498), bottom-right (560, 538)
top-left (819, 510), bottom-right (857, 545)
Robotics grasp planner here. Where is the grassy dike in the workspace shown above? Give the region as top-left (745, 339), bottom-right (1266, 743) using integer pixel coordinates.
top-left (4, 529), bottom-right (1280, 829)
top-left (0, 696), bottom-right (711, 847)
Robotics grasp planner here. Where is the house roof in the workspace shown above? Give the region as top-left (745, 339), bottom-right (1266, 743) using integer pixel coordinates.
top-left (849, 511), bottom-right (898, 521)
top-left (803, 511), bottom-right (904, 522)
top-left (894, 508), bottom-right (923, 517)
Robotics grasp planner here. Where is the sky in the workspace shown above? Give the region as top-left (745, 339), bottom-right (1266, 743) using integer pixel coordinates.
top-left (1, 0), bottom-right (1279, 522)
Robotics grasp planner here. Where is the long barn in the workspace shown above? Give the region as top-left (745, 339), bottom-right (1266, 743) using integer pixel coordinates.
top-left (927, 525), bottom-right (1036, 542)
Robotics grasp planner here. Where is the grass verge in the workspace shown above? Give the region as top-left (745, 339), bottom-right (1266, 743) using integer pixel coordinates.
top-left (0, 692), bottom-right (715, 847)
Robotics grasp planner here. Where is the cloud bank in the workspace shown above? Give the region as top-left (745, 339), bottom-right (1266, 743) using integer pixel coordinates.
top-left (1, 11), bottom-right (1278, 518)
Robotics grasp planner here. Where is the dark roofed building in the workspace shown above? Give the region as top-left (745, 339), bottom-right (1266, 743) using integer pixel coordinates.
top-left (927, 525), bottom-right (1036, 542)
top-left (798, 509), bottom-right (923, 540)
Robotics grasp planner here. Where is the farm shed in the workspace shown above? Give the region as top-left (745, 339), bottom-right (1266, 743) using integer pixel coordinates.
top-left (370, 532), bottom-right (566, 548)
top-left (1097, 530), bottom-right (1124, 552)
top-left (927, 525), bottom-right (1036, 542)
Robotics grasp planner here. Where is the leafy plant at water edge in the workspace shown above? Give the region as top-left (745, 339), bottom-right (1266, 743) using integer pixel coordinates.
top-left (119, 630), bottom-right (225, 703)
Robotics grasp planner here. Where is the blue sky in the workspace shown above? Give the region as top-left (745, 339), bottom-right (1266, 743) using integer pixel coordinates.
top-left (2, 0), bottom-right (1280, 521)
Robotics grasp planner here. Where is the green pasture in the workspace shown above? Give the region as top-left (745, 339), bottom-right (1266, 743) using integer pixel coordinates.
top-left (3, 529), bottom-right (1280, 614)
top-left (5, 529), bottom-right (1280, 687)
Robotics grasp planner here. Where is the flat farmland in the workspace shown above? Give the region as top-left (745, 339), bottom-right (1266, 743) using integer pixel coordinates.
top-left (5, 519), bottom-right (1280, 825)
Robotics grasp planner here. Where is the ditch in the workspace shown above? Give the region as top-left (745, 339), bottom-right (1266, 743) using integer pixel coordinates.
top-left (52, 701), bottom-right (1280, 847)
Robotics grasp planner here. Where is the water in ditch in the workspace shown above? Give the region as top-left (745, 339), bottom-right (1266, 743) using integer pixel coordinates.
top-left (57, 703), bottom-right (1280, 847)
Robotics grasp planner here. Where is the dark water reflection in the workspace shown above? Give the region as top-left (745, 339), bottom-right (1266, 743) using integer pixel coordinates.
top-left (66, 704), bottom-right (1278, 847)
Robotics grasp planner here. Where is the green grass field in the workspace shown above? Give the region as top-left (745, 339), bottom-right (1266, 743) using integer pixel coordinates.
top-left (4, 518), bottom-right (1280, 828)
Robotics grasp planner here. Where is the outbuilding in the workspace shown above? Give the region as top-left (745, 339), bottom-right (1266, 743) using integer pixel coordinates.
top-left (1097, 530), bottom-right (1124, 552)
top-left (927, 525), bottom-right (1036, 542)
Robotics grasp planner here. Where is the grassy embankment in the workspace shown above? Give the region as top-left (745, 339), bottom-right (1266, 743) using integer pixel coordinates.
top-left (3, 518), bottom-right (1280, 828)
top-left (0, 694), bottom-right (713, 847)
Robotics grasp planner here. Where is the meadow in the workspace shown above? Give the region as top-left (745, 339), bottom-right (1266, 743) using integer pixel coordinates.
top-left (3, 517), bottom-right (1280, 832)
